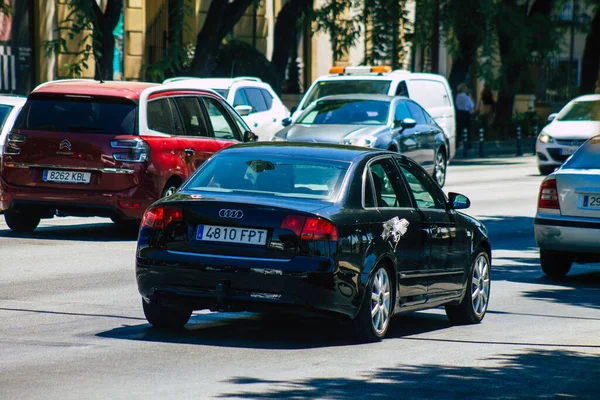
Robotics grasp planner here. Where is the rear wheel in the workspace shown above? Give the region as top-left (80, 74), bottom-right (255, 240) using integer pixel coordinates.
top-left (540, 250), bottom-right (572, 279)
top-left (352, 265), bottom-right (393, 342)
top-left (161, 182), bottom-right (180, 198)
top-left (142, 299), bottom-right (192, 330)
top-left (433, 150), bottom-right (447, 187)
top-left (445, 250), bottom-right (490, 325)
top-left (538, 165), bottom-right (556, 175)
top-left (4, 210), bottom-right (41, 233)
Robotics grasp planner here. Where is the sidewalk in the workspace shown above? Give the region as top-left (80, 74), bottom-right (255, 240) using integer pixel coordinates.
top-left (453, 138), bottom-right (536, 159)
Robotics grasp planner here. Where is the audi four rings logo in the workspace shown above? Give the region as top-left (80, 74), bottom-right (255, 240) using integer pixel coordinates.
top-left (219, 209), bottom-right (244, 219)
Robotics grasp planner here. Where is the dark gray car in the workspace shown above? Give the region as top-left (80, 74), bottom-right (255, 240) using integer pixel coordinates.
top-left (274, 94), bottom-right (449, 187)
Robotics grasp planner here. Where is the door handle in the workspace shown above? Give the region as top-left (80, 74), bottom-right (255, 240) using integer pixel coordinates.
top-left (184, 148), bottom-right (195, 156)
top-left (253, 122), bottom-right (259, 128)
top-left (272, 118), bottom-right (277, 123)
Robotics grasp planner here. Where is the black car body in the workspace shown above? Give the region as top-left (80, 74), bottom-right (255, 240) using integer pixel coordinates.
top-left (275, 94), bottom-right (449, 187)
top-left (136, 143), bottom-right (491, 341)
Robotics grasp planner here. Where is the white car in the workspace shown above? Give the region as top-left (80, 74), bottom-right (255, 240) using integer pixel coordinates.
top-left (288, 66), bottom-right (457, 160)
top-left (536, 94), bottom-right (600, 175)
top-left (163, 77), bottom-right (289, 141)
top-left (0, 95), bottom-right (27, 160)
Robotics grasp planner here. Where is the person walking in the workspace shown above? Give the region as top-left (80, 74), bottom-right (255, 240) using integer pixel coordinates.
top-left (477, 83), bottom-right (496, 128)
top-left (456, 83), bottom-right (475, 146)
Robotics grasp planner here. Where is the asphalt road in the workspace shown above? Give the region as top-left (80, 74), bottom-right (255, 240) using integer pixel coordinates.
top-left (1, 155), bottom-right (599, 400)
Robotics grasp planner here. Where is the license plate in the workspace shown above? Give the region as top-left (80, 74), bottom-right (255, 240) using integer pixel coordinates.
top-left (581, 194), bottom-right (600, 209)
top-left (196, 225), bottom-right (267, 245)
top-left (43, 170), bottom-right (91, 184)
top-left (560, 146), bottom-right (577, 156)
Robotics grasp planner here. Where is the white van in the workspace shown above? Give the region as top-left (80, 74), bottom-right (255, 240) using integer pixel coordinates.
top-left (290, 66), bottom-right (457, 160)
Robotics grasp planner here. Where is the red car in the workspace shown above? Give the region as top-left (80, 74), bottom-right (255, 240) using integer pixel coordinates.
top-left (0, 79), bottom-right (256, 232)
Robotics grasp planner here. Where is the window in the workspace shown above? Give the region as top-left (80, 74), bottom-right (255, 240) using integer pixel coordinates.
top-left (173, 97), bottom-right (209, 137)
top-left (557, 100), bottom-right (600, 122)
top-left (397, 159), bottom-right (446, 209)
top-left (395, 81), bottom-right (409, 97)
top-left (261, 89), bottom-right (274, 110)
top-left (245, 88), bottom-right (268, 113)
top-left (0, 105), bottom-right (13, 131)
top-left (233, 89), bottom-right (250, 107)
top-left (394, 102), bottom-right (411, 123)
top-left (406, 101), bottom-right (427, 125)
top-left (201, 97), bottom-right (238, 140)
top-left (302, 80), bottom-right (392, 109)
top-left (298, 99), bottom-right (390, 125)
top-left (364, 158), bottom-right (412, 208)
top-left (563, 137), bottom-right (600, 169)
top-left (147, 98), bottom-right (176, 134)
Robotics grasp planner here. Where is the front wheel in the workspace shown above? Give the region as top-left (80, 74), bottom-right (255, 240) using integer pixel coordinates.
top-left (433, 150), bottom-right (447, 187)
top-left (142, 299), bottom-right (192, 330)
top-left (4, 210), bottom-right (41, 233)
top-left (540, 250), bottom-right (572, 279)
top-left (445, 250), bottom-right (491, 325)
top-left (352, 265), bottom-right (393, 342)
top-left (538, 165), bottom-right (557, 175)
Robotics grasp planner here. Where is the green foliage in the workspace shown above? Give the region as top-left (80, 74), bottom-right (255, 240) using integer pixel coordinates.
top-left (0, 1), bottom-right (10, 16)
top-left (312, 0), bottom-right (363, 62)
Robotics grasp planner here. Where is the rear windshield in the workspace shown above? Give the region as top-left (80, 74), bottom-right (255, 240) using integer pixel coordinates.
top-left (185, 153), bottom-right (350, 200)
top-left (0, 104), bottom-right (13, 131)
top-left (212, 89), bottom-right (228, 99)
top-left (557, 100), bottom-right (600, 122)
top-left (15, 96), bottom-right (137, 134)
top-left (302, 80), bottom-right (391, 109)
top-left (563, 137), bottom-right (600, 169)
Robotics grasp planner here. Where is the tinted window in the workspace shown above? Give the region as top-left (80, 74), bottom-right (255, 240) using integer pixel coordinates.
top-left (233, 89), bottom-right (250, 107)
top-left (395, 81), bottom-right (409, 97)
top-left (147, 98), bottom-right (176, 134)
top-left (406, 101), bottom-right (427, 125)
top-left (394, 102), bottom-right (411, 122)
top-left (366, 158), bottom-right (412, 208)
top-left (173, 97), bottom-right (209, 137)
top-left (17, 97), bottom-right (136, 134)
top-left (201, 97), bottom-right (239, 140)
top-left (261, 89), bottom-right (273, 109)
top-left (563, 137), bottom-right (600, 169)
top-left (557, 100), bottom-right (600, 122)
top-left (303, 80), bottom-right (392, 109)
top-left (298, 99), bottom-right (390, 125)
top-left (0, 105), bottom-right (13, 131)
top-left (245, 88), bottom-right (268, 113)
top-left (397, 158), bottom-right (446, 209)
top-left (186, 154), bottom-right (349, 201)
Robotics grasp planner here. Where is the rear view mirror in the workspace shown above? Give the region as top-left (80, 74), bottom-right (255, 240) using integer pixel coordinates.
top-left (243, 131), bottom-right (258, 142)
top-left (281, 117), bottom-right (292, 127)
top-left (448, 192), bottom-right (470, 210)
top-left (235, 105), bottom-right (253, 116)
top-left (547, 113), bottom-right (558, 123)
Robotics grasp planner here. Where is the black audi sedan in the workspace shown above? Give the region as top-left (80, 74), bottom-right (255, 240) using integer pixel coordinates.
top-left (136, 143), bottom-right (491, 342)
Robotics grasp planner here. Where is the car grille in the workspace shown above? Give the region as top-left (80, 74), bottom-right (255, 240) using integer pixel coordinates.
top-left (547, 148), bottom-right (571, 162)
top-left (555, 139), bottom-right (587, 146)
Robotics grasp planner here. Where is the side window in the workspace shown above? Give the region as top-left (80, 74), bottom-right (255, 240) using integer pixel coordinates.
top-left (395, 81), bottom-right (409, 97)
top-left (397, 158), bottom-right (446, 209)
top-left (233, 89), bottom-right (250, 107)
top-left (261, 89), bottom-right (274, 110)
top-left (245, 88), bottom-right (268, 113)
top-left (147, 98), bottom-right (176, 134)
top-left (172, 97), bottom-right (209, 137)
top-left (201, 96), bottom-right (239, 141)
top-left (394, 102), bottom-right (411, 123)
top-left (406, 101), bottom-right (427, 125)
top-left (364, 158), bottom-right (412, 208)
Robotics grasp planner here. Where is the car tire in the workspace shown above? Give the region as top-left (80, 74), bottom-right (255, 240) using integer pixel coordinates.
top-left (433, 150), bottom-right (447, 187)
top-left (161, 182), bottom-right (180, 198)
top-left (539, 250), bottom-right (572, 279)
top-left (4, 210), bottom-right (41, 233)
top-left (352, 264), bottom-right (393, 342)
top-left (445, 249), bottom-right (491, 325)
top-left (538, 165), bottom-right (556, 175)
top-left (142, 298), bottom-right (192, 330)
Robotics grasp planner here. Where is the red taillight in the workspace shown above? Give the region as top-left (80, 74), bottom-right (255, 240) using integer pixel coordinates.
top-left (141, 205), bottom-right (183, 229)
top-left (281, 215), bottom-right (338, 241)
top-left (538, 179), bottom-right (560, 209)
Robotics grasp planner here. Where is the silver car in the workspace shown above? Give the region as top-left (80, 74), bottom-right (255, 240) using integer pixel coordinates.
top-left (534, 135), bottom-right (600, 278)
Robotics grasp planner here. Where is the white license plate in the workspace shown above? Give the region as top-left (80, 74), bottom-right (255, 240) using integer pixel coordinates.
top-left (196, 225), bottom-right (267, 245)
top-left (43, 170), bottom-right (91, 184)
top-left (560, 146), bottom-right (577, 156)
top-left (581, 194), bottom-right (600, 209)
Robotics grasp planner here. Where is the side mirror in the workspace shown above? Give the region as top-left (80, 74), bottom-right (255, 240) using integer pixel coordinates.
top-left (281, 117), bottom-right (292, 127)
top-left (398, 118), bottom-right (417, 129)
top-left (547, 113), bottom-right (558, 123)
top-left (448, 192), bottom-right (470, 210)
top-left (235, 105), bottom-right (253, 117)
top-left (243, 131), bottom-right (258, 143)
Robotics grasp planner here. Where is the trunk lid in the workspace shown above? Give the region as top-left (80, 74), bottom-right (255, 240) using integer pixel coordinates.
top-left (556, 170), bottom-right (600, 219)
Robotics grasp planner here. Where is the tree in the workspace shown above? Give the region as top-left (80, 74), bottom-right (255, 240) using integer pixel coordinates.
top-left (580, 6), bottom-right (600, 94)
top-left (312, 0), bottom-right (362, 63)
top-left (44, 0), bottom-right (123, 79)
top-left (363, 0), bottom-right (411, 69)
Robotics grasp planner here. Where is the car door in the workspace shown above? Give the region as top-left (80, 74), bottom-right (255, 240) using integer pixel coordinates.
top-left (258, 88), bottom-right (282, 139)
top-left (395, 156), bottom-right (465, 299)
top-left (364, 156), bottom-right (428, 307)
top-left (407, 100), bottom-right (437, 172)
top-left (243, 87), bottom-right (270, 139)
top-left (232, 88), bottom-right (260, 131)
top-left (392, 100), bottom-right (420, 162)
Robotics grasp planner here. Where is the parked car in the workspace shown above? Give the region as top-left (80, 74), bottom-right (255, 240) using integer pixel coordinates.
top-left (0, 79), bottom-right (257, 233)
top-left (163, 77), bottom-right (289, 141)
top-left (136, 142), bottom-right (491, 342)
top-left (289, 66), bottom-right (457, 160)
top-left (536, 94), bottom-right (600, 175)
top-left (535, 135), bottom-right (600, 279)
top-left (274, 94), bottom-right (449, 187)
top-left (0, 95), bottom-right (26, 162)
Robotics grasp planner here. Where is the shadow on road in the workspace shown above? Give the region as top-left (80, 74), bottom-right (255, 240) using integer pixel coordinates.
top-left (97, 311), bottom-right (452, 350)
top-left (216, 349), bottom-right (600, 399)
top-left (0, 221), bottom-right (139, 242)
top-left (449, 158), bottom-right (529, 167)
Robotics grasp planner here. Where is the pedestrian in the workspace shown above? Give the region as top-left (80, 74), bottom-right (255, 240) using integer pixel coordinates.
top-left (456, 83), bottom-right (475, 146)
top-left (477, 83), bottom-right (496, 128)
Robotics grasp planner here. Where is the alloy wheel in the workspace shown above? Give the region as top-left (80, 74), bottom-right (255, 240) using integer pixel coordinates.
top-left (435, 152), bottom-right (446, 187)
top-left (471, 254), bottom-right (490, 317)
top-left (370, 268), bottom-right (391, 335)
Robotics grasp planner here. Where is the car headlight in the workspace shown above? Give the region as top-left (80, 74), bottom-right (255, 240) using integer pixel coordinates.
top-left (341, 136), bottom-right (377, 148)
top-left (538, 132), bottom-right (554, 144)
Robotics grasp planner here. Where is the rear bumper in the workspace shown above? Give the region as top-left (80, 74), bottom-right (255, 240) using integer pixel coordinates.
top-left (136, 249), bottom-right (363, 319)
top-left (0, 174), bottom-right (156, 219)
top-left (535, 216), bottom-right (600, 255)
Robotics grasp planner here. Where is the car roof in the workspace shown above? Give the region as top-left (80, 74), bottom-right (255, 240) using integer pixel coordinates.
top-left (32, 80), bottom-right (159, 100)
top-left (220, 142), bottom-right (384, 162)
top-left (315, 70), bottom-right (448, 84)
top-left (163, 77), bottom-right (264, 90)
top-left (0, 94), bottom-right (27, 106)
top-left (571, 94), bottom-right (600, 102)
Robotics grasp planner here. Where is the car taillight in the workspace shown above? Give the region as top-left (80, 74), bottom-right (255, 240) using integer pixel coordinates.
top-left (281, 215), bottom-right (338, 241)
top-left (4, 132), bottom-right (26, 155)
top-left (538, 179), bottom-right (559, 209)
top-left (141, 205), bottom-right (183, 229)
top-left (110, 137), bottom-right (150, 162)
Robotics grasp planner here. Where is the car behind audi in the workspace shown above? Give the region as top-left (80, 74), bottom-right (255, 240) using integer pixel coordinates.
top-left (136, 143), bottom-right (491, 342)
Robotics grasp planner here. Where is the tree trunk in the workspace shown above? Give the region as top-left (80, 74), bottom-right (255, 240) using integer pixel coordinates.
top-left (189, 0), bottom-right (255, 77)
top-left (92, 0), bottom-right (123, 81)
top-left (580, 7), bottom-right (600, 95)
top-left (448, 56), bottom-right (473, 95)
